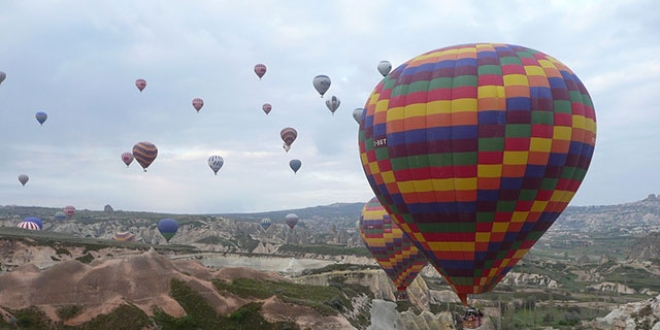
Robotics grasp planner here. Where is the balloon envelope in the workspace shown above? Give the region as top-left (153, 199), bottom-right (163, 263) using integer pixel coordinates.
top-left (254, 64), bottom-right (267, 79)
top-left (352, 108), bottom-right (364, 125)
top-left (208, 155), bottom-right (224, 175)
top-left (133, 142), bottom-right (158, 171)
top-left (18, 221), bottom-right (40, 231)
top-left (192, 98), bottom-right (204, 112)
top-left (358, 43), bottom-right (597, 305)
top-left (325, 96), bottom-right (340, 115)
top-left (135, 79), bottom-right (147, 92)
top-left (262, 103), bottom-right (272, 115)
top-left (121, 152), bottom-right (134, 167)
top-left (24, 217), bottom-right (43, 230)
top-left (54, 211), bottom-right (66, 221)
top-left (63, 206), bottom-right (76, 219)
top-left (313, 75), bottom-right (331, 97)
top-left (260, 218), bottom-right (272, 231)
top-left (289, 159), bottom-right (302, 174)
top-left (158, 218), bottom-right (178, 242)
top-left (285, 213), bottom-right (299, 229)
top-left (0, 71), bottom-right (6, 85)
top-left (113, 231), bottom-right (135, 242)
top-left (35, 111), bottom-right (47, 125)
top-left (280, 127), bottom-right (297, 150)
top-left (377, 61), bottom-right (392, 76)
top-left (18, 174), bottom-right (29, 186)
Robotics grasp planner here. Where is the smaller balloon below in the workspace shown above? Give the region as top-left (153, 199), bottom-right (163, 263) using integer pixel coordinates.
top-left (377, 61), bottom-right (392, 77)
top-left (352, 108), bottom-right (364, 125)
top-left (289, 159), bottom-right (302, 174)
top-left (192, 98), bottom-right (204, 113)
top-left (135, 79), bottom-right (147, 92)
top-left (121, 152), bottom-right (134, 167)
top-left (208, 155), bottom-right (225, 175)
top-left (262, 103), bottom-right (272, 115)
top-left (325, 96), bottom-right (340, 115)
top-left (254, 64), bottom-right (267, 79)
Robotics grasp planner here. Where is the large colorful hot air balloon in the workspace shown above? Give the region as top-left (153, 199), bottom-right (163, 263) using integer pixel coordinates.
top-left (358, 43), bottom-right (597, 305)
top-left (285, 213), bottom-right (299, 229)
top-left (359, 197), bottom-right (428, 301)
top-left (262, 103), bottom-right (272, 115)
top-left (35, 111), bottom-right (47, 125)
top-left (121, 152), bottom-right (134, 167)
top-left (289, 159), bottom-right (301, 174)
top-left (135, 79), bottom-right (147, 92)
top-left (313, 75), bottom-right (331, 97)
top-left (24, 217), bottom-right (43, 230)
top-left (133, 142), bottom-right (158, 171)
top-left (17, 221), bottom-right (40, 231)
top-left (54, 211), bottom-right (67, 221)
top-left (377, 61), bottom-right (392, 77)
top-left (280, 127), bottom-right (297, 152)
top-left (113, 231), bottom-right (136, 242)
top-left (18, 174), bottom-right (29, 186)
top-left (158, 218), bottom-right (178, 242)
top-left (192, 98), bottom-right (204, 113)
top-left (254, 64), bottom-right (267, 80)
top-left (208, 155), bottom-right (224, 175)
top-left (63, 206), bottom-right (76, 219)
top-left (325, 96), bottom-right (340, 115)
top-left (0, 71), bottom-right (6, 85)
top-left (260, 218), bottom-right (272, 231)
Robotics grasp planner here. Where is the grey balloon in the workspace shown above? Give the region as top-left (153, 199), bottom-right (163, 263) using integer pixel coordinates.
top-left (377, 61), bottom-right (392, 76)
top-left (313, 74), bottom-right (331, 97)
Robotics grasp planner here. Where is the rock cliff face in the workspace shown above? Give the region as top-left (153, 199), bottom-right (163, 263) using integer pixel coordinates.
top-left (629, 233), bottom-right (660, 261)
top-left (594, 295), bottom-right (660, 330)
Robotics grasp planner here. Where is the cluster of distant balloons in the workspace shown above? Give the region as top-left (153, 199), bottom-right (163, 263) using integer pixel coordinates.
top-left (259, 213), bottom-right (299, 232)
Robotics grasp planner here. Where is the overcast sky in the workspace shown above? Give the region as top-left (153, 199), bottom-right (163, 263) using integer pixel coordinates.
top-left (0, 1), bottom-right (658, 214)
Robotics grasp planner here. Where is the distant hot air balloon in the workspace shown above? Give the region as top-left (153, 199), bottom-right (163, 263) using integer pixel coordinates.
top-left (35, 111), bottom-right (47, 125)
top-left (113, 231), bottom-right (136, 242)
top-left (260, 218), bottom-right (272, 231)
top-left (17, 221), bottom-right (40, 231)
top-left (352, 108), bottom-right (364, 125)
top-left (280, 127), bottom-right (297, 152)
top-left (18, 174), bottom-right (29, 186)
top-left (132, 141), bottom-right (158, 172)
top-left (377, 61), bottom-right (392, 77)
top-left (0, 71), bottom-right (6, 85)
top-left (135, 79), bottom-right (147, 92)
top-left (121, 152), bottom-right (134, 167)
top-left (63, 206), bottom-right (76, 219)
top-left (358, 43), bottom-right (597, 305)
top-left (289, 159), bottom-right (301, 174)
top-left (24, 217), bottom-right (43, 230)
top-left (158, 218), bottom-right (178, 242)
top-left (54, 211), bottom-right (66, 221)
top-left (262, 103), bottom-right (272, 115)
top-left (325, 96), bottom-right (340, 115)
top-left (285, 213), bottom-right (299, 229)
top-left (208, 155), bottom-right (224, 175)
top-left (313, 75), bottom-right (331, 97)
top-left (359, 197), bottom-right (428, 301)
top-left (192, 98), bottom-right (204, 113)
top-left (254, 64), bottom-right (267, 80)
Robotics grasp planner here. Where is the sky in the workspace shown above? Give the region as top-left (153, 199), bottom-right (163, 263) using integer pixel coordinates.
top-left (0, 0), bottom-right (658, 214)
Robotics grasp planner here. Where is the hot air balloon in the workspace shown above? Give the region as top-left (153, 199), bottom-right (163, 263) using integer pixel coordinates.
top-left (113, 231), bottom-right (136, 242)
top-left (359, 197), bottom-right (428, 301)
top-left (17, 221), bottom-right (40, 231)
top-left (35, 111), bottom-right (47, 125)
top-left (208, 155), bottom-right (224, 175)
top-left (121, 152), bottom-right (134, 167)
top-left (158, 218), bottom-right (178, 242)
top-left (54, 211), bottom-right (67, 221)
top-left (280, 127), bottom-right (297, 152)
top-left (285, 213), bottom-right (299, 229)
top-left (192, 98), bottom-right (204, 113)
top-left (135, 79), bottom-right (147, 92)
top-left (377, 61), bottom-right (392, 77)
top-left (260, 218), bottom-right (272, 231)
top-left (289, 159), bottom-right (302, 174)
top-left (133, 141), bottom-right (158, 172)
top-left (18, 174), bottom-right (29, 186)
top-left (325, 96), bottom-right (340, 115)
top-left (358, 43), bottom-right (597, 305)
top-left (0, 71), bottom-right (6, 85)
top-left (313, 75), bottom-right (331, 97)
top-left (262, 103), bottom-right (272, 115)
top-left (254, 64), bottom-right (267, 80)
top-left (63, 206), bottom-right (76, 219)
top-left (352, 108), bottom-right (364, 125)
top-left (24, 217), bottom-right (43, 230)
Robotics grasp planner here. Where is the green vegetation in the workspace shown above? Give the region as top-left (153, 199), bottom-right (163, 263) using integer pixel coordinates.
top-left (195, 235), bottom-right (235, 247)
top-left (75, 253), bottom-right (94, 264)
top-left (278, 243), bottom-right (371, 257)
top-left (56, 304), bottom-right (84, 321)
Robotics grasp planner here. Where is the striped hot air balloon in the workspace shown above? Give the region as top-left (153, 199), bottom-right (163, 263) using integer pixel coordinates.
top-left (54, 211), bottom-right (66, 221)
top-left (358, 43), bottom-right (597, 305)
top-left (132, 142), bottom-right (158, 172)
top-left (63, 206), bottom-right (75, 219)
top-left (113, 231), bottom-right (136, 242)
top-left (260, 218), bottom-right (272, 231)
top-left (18, 220), bottom-right (40, 231)
top-left (23, 217), bottom-right (43, 230)
top-left (359, 197), bottom-right (428, 301)
top-left (280, 127), bottom-right (297, 152)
